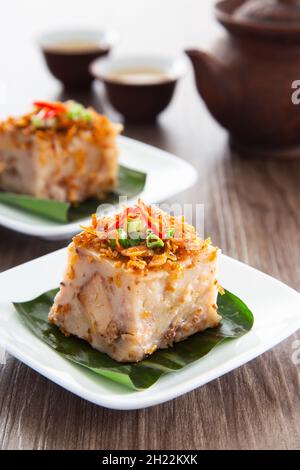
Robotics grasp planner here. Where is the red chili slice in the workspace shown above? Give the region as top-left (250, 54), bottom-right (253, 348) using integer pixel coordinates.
top-left (33, 101), bottom-right (66, 113)
top-left (138, 199), bottom-right (166, 238)
top-left (107, 206), bottom-right (140, 235)
top-left (43, 109), bottom-right (57, 119)
top-left (107, 202), bottom-right (167, 240)
top-left (107, 213), bottom-right (122, 233)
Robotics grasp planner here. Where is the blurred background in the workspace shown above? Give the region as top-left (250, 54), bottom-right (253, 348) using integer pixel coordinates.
top-left (0, 0), bottom-right (218, 116)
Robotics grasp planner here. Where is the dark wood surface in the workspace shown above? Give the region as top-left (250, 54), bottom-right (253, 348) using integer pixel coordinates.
top-left (0, 0), bottom-right (300, 450)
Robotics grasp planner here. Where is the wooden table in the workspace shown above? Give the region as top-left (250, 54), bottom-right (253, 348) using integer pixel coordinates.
top-left (1, 0), bottom-right (300, 450)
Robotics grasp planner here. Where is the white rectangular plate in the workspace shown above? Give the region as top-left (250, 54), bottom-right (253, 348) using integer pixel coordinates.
top-left (0, 249), bottom-right (299, 410)
top-left (0, 136), bottom-right (197, 240)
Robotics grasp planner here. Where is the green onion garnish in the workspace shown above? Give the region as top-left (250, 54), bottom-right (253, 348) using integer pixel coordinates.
top-left (31, 115), bottom-right (56, 128)
top-left (165, 227), bottom-right (175, 239)
top-left (67, 103), bottom-right (92, 122)
top-left (146, 232), bottom-right (164, 249)
top-left (110, 228), bottom-right (142, 249)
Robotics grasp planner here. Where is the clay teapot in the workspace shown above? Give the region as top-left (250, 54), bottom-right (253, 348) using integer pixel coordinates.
top-left (186, 0), bottom-right (300, 158)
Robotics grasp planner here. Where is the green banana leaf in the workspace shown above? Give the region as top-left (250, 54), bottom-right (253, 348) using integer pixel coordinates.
top-left (13, 288), bottom-right (254, 391)
top-left (0, 165), bottom-right (146, 224)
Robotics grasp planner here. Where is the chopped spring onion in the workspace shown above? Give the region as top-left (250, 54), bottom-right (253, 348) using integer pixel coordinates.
top-left (67, 103), bottom-right (92, 122)
top-left (109, 228), bottom-right (142, 250)
top-left (146, 232), bottom-right (164, 249)
top-left (127, 219), bottom-right (143, 240)
top-left (31, 115), bottom-right (56, 128)
top-left (165, 227), bottom-right (175, 239)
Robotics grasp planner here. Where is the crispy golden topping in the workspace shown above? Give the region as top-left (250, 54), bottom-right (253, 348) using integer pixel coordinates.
top-left (74, 200), bottom-right (216, 272)
top-left (0, 100), bottom-right (123, 149)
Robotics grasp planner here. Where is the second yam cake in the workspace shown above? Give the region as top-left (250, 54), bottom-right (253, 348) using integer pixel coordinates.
top-left (0, 100), bottom-right (122, 203)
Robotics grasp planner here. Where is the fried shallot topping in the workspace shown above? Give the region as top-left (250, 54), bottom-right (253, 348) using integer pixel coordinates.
top-left (74, 200), bottom-right (215, 272)
top-left (0, 100), bottom-right (123, 144)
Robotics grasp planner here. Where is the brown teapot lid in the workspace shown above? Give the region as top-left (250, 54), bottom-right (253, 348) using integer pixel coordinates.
top-left (216, 0), bottom-right (300, 39)
top-left (234, 0), bottom-right (300, 24)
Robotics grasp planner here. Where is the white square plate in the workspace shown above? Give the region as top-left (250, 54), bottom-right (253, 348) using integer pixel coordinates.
top-left (0, 249), bottom-right (299, 410)
top-left (0, 136), bottom-right (197, 240)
